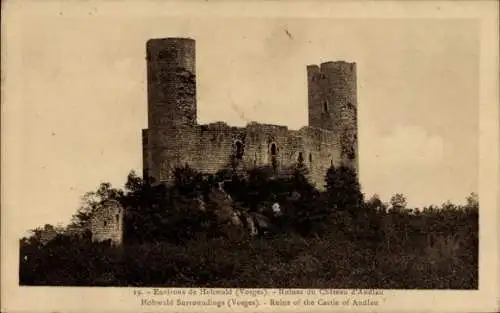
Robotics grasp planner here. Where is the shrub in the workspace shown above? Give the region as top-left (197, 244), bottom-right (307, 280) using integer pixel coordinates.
top-left (19, 166), bottom-right (478, 289)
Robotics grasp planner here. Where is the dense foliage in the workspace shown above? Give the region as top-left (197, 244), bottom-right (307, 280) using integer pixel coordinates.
top-left (19, 165), bottom-right (478, 288)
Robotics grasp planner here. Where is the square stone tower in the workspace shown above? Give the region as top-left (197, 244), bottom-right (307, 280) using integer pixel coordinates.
top-left (90, 200), bottom-right (124, 246)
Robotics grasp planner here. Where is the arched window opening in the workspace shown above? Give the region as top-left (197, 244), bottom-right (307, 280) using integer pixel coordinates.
top-left (116, 214), bottom-right (120, 224)
top-left (296, 152), bottom-right (305, 170)
top-left (323, 100), bottom-right (329, 113)
top-left (235, 141), bottom-right (244, 159)
top-left (269, 143), bottom-right (278, 173)
top-left (309, 153), bottom-right (313, 164)
top-left (270, 143), bottom-right (277, 156)
top-left (297, 152), bottom-right (304, 164)
top-left (103, 220), bottom-right (108, 227)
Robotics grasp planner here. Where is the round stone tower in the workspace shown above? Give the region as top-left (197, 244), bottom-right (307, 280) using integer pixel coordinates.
top-left (146, 38), bottom-right (197, 129)
top-left (307, 61), bottom-right (358, 171)
top-left (144, 38), bottom-right (198, 182)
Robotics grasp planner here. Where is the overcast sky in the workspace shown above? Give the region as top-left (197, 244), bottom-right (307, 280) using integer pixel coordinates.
top-left (3, 13), bottom-right (479, 234)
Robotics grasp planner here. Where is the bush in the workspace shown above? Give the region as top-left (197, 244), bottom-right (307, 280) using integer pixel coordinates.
top-left (19, 166), bottom-right (478, 289)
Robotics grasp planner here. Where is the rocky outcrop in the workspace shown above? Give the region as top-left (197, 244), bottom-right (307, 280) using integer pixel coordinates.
top-left (201, 182), bottom-right (278, 238)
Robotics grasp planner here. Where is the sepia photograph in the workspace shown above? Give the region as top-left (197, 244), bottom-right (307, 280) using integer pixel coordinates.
top-left (2, 1), bottom-right (499, 312)
top-left (15, 18), bottom-right (480, 289)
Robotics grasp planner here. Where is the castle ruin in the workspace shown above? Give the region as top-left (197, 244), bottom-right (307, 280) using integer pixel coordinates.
top-left (89, 200), bottom-right (124, 246)
top-left (142, 38), bottom-right (358, 189)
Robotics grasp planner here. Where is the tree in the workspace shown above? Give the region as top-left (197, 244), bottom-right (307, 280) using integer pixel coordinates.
top-left (365, 194), bottom-right (386, 213)
top-left (95, 182), bottom-right (124, 201)
top-left (291, 166), bottom-right (312, 194)
top-left (465, 192), bottom-right (479, 211)
top-left (389, 193), bottom-right (407, 213)
top-left (324, 165), bottom-right (363, 214)
top-left (172, 164), bottom-right (205, 197)
top-left (124, 170), bottom-right (144, 193)
top-left (69, 182), bottom-right (124, 229)
top-left (297, 152), bottom-right (305, 167)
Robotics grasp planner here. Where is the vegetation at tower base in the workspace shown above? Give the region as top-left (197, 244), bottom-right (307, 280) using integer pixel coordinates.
top-left (19, 166), bottom-right (478, 289)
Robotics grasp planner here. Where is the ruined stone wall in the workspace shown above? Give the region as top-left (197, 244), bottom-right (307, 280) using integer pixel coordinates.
top-left (147, 126), bottom-right (200, 181)
top-left (297, 126), bottom-right (341, 189)
top-left (145, 121), bottom-right (341, 189)
top-left (90, 200), bottom-right (124, 246)
top-left (243, 123), bottom-right (300, 171)
top-left (191, 122), bottom-right (301, 176)
top-left (193, 122), bottom-right (245, 173)
top-left (144, 110), bottom-right (355, 187)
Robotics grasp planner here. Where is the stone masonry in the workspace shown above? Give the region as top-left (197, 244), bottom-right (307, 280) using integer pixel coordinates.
top-left (142, 38), bottom-right (358, 189)
top-left (89, 200), bottom-right (124, 245)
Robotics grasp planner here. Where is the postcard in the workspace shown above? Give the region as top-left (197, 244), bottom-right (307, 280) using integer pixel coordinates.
top-left (1, 0), bottom-right (498, 312)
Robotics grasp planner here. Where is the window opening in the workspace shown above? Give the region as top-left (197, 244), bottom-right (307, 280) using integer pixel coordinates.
top-left (270, 143), bottom-right (277, 156)
top-left (297, 152), bottom-right (304, 164)
top-left (235, 141), bottom-right (244, 159)
top-left (270, 143), bottom-right (278, 173)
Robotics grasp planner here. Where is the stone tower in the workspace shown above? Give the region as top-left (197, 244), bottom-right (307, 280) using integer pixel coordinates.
top-left (90, 200), bottom-right (124, 246)
top-left (143, 38), bottom-right (197, 181)
top-left (146, 38), bottom-right (197, 128)
top-left (307, 61), bottom-right (358, 170)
